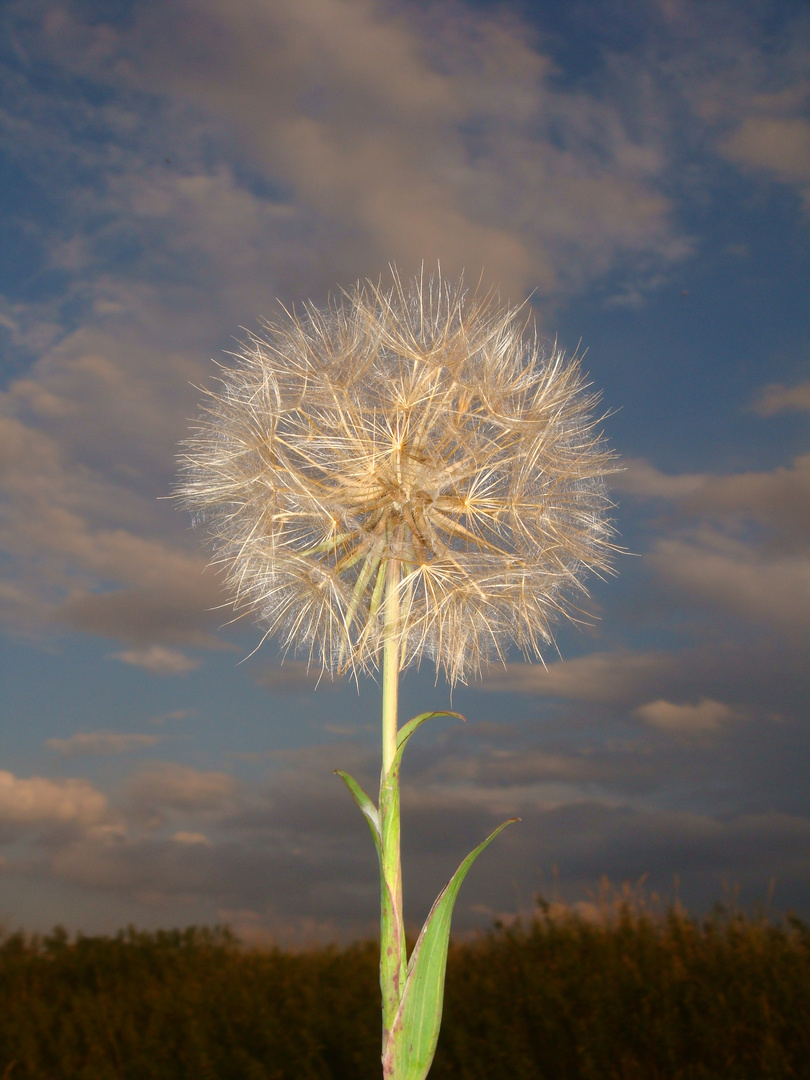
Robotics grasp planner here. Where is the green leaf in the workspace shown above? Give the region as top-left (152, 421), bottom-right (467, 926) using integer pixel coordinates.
top-left (339, 711), bottom-right (467, 1056)
top-left (377, 710), bottom-right (465, 1035)
top-left (382, 817), bottom-right (520, 1080)
top-left (337, 767), bottom-right (404, 1040)
top-left (334, 771), bottom-right (381, 855)
top-left (396, 711), bottom-right (464, 754)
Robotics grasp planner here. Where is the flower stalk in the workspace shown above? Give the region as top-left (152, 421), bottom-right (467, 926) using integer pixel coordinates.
top-left (382, 558), bottom-right (401, 778)
top-left (379, 557), bottom-right (405, 1051)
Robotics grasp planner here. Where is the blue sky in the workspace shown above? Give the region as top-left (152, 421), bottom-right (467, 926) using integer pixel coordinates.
top-left (1, 0), bottom-right (809, 944)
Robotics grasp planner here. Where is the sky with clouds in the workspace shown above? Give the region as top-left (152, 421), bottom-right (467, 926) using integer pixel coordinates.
top-left (1, 0), bottom-right (809, 944)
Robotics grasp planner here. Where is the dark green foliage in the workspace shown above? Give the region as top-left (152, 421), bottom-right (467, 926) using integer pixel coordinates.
top-left (0, 926), bottom-right (380, 1080)
top-left (434, 903), bottom-right (810, 1080)
top-left (0, 905), bottom-right (808, 1080)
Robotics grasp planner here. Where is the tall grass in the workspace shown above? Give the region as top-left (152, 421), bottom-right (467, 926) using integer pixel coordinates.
top-left (1, 898), bottom-right (807, 1079)
top-left (435, 897), bottom-right (810, 1080)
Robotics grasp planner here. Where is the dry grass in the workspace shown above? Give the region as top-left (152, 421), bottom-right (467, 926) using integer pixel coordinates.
top-left (1, 898), bottom-right (808, 1079)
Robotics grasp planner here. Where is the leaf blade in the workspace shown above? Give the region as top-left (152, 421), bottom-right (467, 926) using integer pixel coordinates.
top-left (396, 711), bottom-right (464, 754)
top-left (382, 817), bottom-right (519, 1080)
top-left (335, 770), bottom-right (381, 853)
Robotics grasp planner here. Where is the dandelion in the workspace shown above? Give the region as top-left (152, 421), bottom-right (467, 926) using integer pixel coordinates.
top-left (179, 272), bottom-right (616, 682)
top-left (177, 269), bottom-right (619, 1080)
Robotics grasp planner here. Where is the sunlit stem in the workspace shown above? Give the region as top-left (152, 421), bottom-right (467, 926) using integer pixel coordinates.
top-left (382, 556), bottom-right (401, 776)
top-left (379, 554), bottom-right (406, 1057)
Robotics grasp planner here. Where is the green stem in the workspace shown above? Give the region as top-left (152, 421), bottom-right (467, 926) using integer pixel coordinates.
top-left (379, 556), bottom-right (405, 1060)
top-left (382, 557), bottom-right (400, 777)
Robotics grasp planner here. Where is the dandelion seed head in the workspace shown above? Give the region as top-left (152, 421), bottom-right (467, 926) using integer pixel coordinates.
top-left (177, 270), bottom-right (619, 684)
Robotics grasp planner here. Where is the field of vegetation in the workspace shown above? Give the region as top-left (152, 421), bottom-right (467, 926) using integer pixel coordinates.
top-left (1, 897), bottom-right (808, 1079)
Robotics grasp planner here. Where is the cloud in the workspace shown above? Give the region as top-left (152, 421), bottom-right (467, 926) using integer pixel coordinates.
top-left (148, 709), bottom-right (194, 725)
top-left (3, 328), bottom-right (204, 491)
top-left (0, 294), bottom-right (65, 366)
top-left (477, 651), bottom-right (678, 705)
top-left (649, 532), bottom-right (810, 636)
top-left (46, 732), bottom-right (162, 756)
top-left (413, 744), bottom-right (659, 798)
top-left (1, 724), bottom-right (808, 940)
top-left (0, 771), bottom-right (108, 826)
top-left (681, 456), bottom-right (810, 541)
top-left (633, 697), bottom-right (735, 734)
top-left (111, 645), bottom-right (200, 674)
top-left (57, 576), bottom-right (230, 652)
top-left (720, 116), bottom-right (810, 209)
top-left (612, 458), bottom-right (705, 499)
top-left (0, 338), bottom-right (233, 648)
top-left (10, 0), bottom-right (803, 661)
top-left (751, 381), bottom-right (810, 416)
top-left (650, 2), bottom-right (810, 211)
top-left (171, 830), bottom-right (210, 845)
top-left (24, 789), bottom-right (809, 940)
top-left (615, 454), bottom-right (810, 539)
top-left (106, 0), bottom-right (688, 303)
top-left (126, 763), bottom-right (236, 814)
top-left (253, 660), bottom-right (336, 693)
top-left (615, 449), bottom-right (810, 635)
top-left (3, 0), bottom-right (807, 355)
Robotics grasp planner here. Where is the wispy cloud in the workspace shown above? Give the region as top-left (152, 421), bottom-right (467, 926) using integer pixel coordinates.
top-left (618, 453), bottom-right (810, 539)
top-left (633, 697), bottom-right (736, 735)
top-left (46, 731), bottom-right (162, 756)
top-left (720, 115), bottom-right (810, 211)
top-left (650, 532), bottom-right (810, 637)
top-left (615, 438), bottom-right (810, 639)
top-left (171, 830), bottom-right (210, 845)
top-left (750, 381), bottom-right (810, 416)
top-left (7, 0), bottom-right (692, 306)
top-left (253, 661), bottom-right (334, 694)
top-left (3, 0), bottom-right (803, 662)
top-left (111, 646), bottom-right (200, 675)
top-left (0, 770), bottom-right (109, 827)
top-left (126, 763), bottom-right (236, 816)
top-left (148, 709), bottom-right (194, 725)
top-left (477, 650), bottom-right (678, 704)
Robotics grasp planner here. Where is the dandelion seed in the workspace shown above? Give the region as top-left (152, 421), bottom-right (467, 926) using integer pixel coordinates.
top-left (177, 269), bottom-right (619, 684)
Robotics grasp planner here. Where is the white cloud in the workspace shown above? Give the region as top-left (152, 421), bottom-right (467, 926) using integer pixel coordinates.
top-left (0, 294), bottom-right (65, 364)
top-left (420, 745), bottom-right (656, 795)
top-left (478, 651), bottom-right (678, 704)
top-left (0, 771), bottom-right (108, 826)
top-left (46, 731), bottom-right (162, 756)
top-left (114, 0), bottom-right (689, 302)
top-left (111, 646), bottom-right (200, 675)
top-left (633, 697), bottom-right (735, 734)
top-left (720, 116), bottom-right (810, 209)
top-left (617, 450), bottom-right (810, 635)
top-left (650, 532), bottom-right (810, 636)
top-left (11, 0), bottom-right (806, 661)
top-left (612, 458), bottom-right (705, 499)
top-left (0, 341), bottom-right (231, 648)
top-left (682, 456), bottom-right (810, 540)
top-left (649, 1), bottom-right (810, 191)
top-left (127, 763), bottom-right (236, 813)
top-left (615, 453), bottom-right (810, 539)
top-left (751, 381), bottom-right (810, 416)
top-left (253, 660), bottom-right (335, 693)
top-left (172, 830), bottom-right (210, 845)
top-left (148, 709), bottom-right (194, 725)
